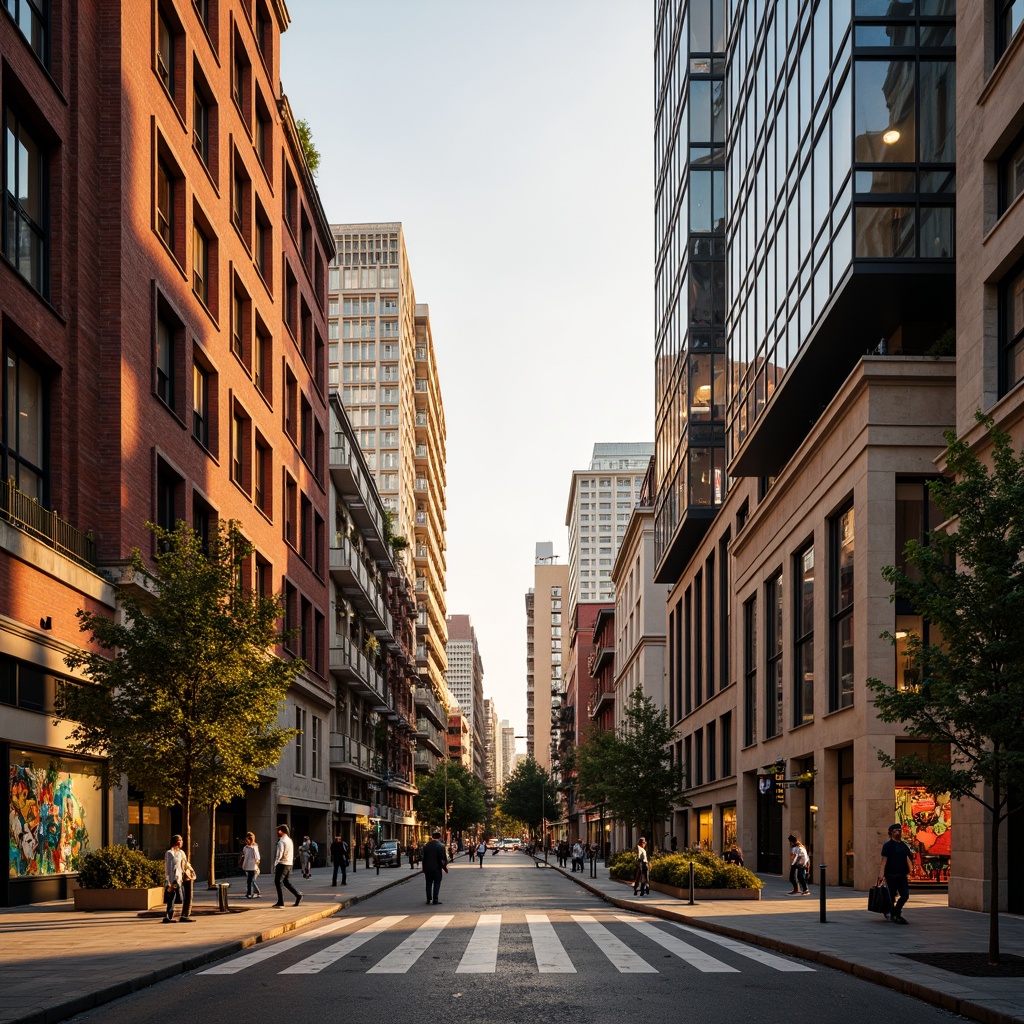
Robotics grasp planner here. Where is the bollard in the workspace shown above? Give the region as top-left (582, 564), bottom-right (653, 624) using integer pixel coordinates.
top-left (688, 860), bottom-right (695, 905)
top-left (819, 863), bottom-right (827, 923)
top-left (217, 882), bottom-right (230, 912)
top-left (590, 852), bottom-right (597, 879)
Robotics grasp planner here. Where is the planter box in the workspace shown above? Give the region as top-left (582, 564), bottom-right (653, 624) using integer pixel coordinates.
top-left (73, 886), bottom-right (165, 911)
top-left (612, 876), bottom-right (762, 901)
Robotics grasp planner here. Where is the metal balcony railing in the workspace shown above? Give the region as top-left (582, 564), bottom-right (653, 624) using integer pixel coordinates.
top-left (0, 480), bottom-right (96, 567)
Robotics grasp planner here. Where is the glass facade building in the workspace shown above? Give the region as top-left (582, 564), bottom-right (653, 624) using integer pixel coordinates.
top-left (654, 0), bottom-right (956, 581)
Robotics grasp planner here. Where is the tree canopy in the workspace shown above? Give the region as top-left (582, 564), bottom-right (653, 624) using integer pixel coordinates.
top-left (414, 761), bottom-right (486, 836)
top-left (573, 689), bottom-right (685, 846)
top-left (59, 520), bottom-right (301, 874)
top-left (867, 415), bottom-right (1024, 963)
top-left (498, 757), bottom-right (559, 838)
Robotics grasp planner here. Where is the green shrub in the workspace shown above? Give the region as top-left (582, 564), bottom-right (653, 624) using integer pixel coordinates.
top-left (608, 851), bottom-right (637, 880)
top-left (714, 863), bottom-right (763, 889)
top-left (650, 854), bottom-right (714, 888)
top-left (77, 845), bottom-right (164, 889)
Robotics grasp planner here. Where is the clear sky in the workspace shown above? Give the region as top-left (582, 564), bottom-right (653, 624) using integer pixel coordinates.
top-left (281, 0), bottom-right (654, 749)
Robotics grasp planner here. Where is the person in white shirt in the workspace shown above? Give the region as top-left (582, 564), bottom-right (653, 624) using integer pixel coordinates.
top-left (241, 832), bottom-right (261, 898)
top-left (572, 840), bottom-right (584, 873)
top-left (163, 835), bottom-right (187, 923)
top-left (476, 839), bottom-right (486, 867)
top-left (272, 824), bottom-right (302, 908)
top-left (634, 837), bottom-right (650, 896)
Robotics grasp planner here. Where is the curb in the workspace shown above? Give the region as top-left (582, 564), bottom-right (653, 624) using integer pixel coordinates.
top-left (12, 870), bottom-right (419, 1024)
top-left (554, 863), bottom-right (1019, 1024)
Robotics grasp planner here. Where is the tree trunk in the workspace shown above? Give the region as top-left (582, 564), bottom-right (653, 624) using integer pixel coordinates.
top-left (181, 784), bottom-right (193, 920)
top-left (989, 771), bottom-right (1002, 965)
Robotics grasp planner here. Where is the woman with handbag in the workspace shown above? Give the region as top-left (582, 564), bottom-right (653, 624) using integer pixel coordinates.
top-left (163, 835), bottom-right (187, 923)
top-left (241, 832), bottom-right (261, 898)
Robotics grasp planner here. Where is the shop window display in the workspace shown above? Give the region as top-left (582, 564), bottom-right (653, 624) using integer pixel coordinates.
top-left (894, 784), bottom-right (951, 883)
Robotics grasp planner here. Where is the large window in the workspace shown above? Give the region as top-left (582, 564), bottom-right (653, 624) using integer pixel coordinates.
top-left (294, 705), bottom-right (306, 775)
top-left (1001, 259), bottom-right (1024, 396)
top-left (765, 573), bottom-right (783, 739)
top-left (192, 362), bottom-right (209, 446)
top-left (998, 0), bottom-right (1024, 58)
top-left (5, 0), bottom-right (49, 64)
top-left (743, 596), bottom-right (757, 746)
top-left (1000, 127), bottom-right (1024, 216)
top-left (2, 345), bottom-right (45, 502)
top-left (4, 109), bottom-right (47, 294)
top-left (793, 544), bottom-right (815, 726)
top-left (830, 504), bottom-right (855, 711)
top-left (155, 309), bottom-right (176, 409)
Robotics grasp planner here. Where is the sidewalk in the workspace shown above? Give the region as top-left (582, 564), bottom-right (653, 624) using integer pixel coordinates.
top-left (551, 857), bottom-right (1024, 1024)
top-left (3, 853), bottom-right (1022, 1024)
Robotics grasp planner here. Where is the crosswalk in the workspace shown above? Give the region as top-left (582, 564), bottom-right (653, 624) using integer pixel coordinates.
top-left (199, 911), bottom-right (815, 978)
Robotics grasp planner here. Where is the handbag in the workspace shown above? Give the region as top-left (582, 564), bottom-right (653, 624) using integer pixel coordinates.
top-left (867, 884), bottom-right (892, 915)
top-left (184, 862), bottom-right (197, 882)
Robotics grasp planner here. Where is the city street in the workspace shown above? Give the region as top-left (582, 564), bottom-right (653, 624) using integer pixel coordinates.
top-left (62, 857), bottom-right (963, 1024)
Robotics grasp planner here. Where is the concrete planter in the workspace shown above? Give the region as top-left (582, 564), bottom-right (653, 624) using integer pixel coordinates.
top-left (612, 875), bottom-right (762, 901)
top-left (73, 886), bottom-right (165, 911)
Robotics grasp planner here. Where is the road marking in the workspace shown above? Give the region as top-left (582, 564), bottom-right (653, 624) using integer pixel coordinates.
top-left (198, 920), bottom-right (358, 974)
top-left (456, 914), bottom-right (501, 973)
top-left (669, 922), bottom-right (816, 972)
top-left (616, 917), bottom-right (738, 972)
top-left (368, 914), bottom-right (453, 973)
top-left (280, 915), bottom-right (407, 974)
top-left (571, 914), bottom-right (658, 973)
top-left (526, 914), bottom-right (576, 973)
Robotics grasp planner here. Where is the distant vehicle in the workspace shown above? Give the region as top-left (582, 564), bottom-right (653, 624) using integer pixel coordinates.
top-left (373, 840), bottom-right (401, 867)
top-left (501, 838), bottom-right (522, 850)
top-left (485, 838), bottom-right (498, 849)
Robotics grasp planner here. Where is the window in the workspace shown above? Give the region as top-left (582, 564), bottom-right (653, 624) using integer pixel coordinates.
top-left (254, 94), bottom-right (272, 173)
top-left (284, 472), bottom-right (297, 546)
top-left (794, 544), bottom-right (814, 726)
top-left (707, 720), bottom-right (717, 783)
top-left (830, 505), bottom-right (855, 711)
top-left (156, 158), bottom-right (174, 249)
top-left (192, 494), bottom-right (214, 554)
top-left (254, 318), bottom-right (271, 397)
top-left (254, 434), bottom-right (270, 513)
top-left (155, 460), bottom-right (181, 534)
top-left (231, 283), bottom-right (250, 364)
top-left (284, 261), bottom-right (298, 335)
top-left (231, 150), bottom-right (251, 246)
top-left (311, 715), bottom-right (322, 781)
top-left (284, 365), bottom-right (297, 441)
top-left (694, 729), bottom-right (704, 787)
top-left (6, 0), bottom-right (48, 64)
top-left (232, 32), bottom-right (251, 125)
top-left (720, 712), bottom-right (732, 777)
top-left (998, 0), bottom-right (1024, 58)
top-left (193, 67), bottom-right (217, 173)
top-left (294, 705), bottom-right (306, 775)
top-left (3, 108), bottom-right (47, 294)
top-left (743, 596), bottom-right (757, 746)
top-left (2, 344), bottom-right (46, 502)
top-left (299, 493), bottom-right (312, 562)
top-left (765, 573), bottom-right (783, 738)
top-left (255, 199), bottom-right (271, 281)
top-left (156, 5), bottom-right (184, 111)
top-left (284, 164), bottom-right (298, 235)
top-left (155, 301), bottom-right (183, 411)
top-left (231, 407), bottom-right (249, 490)
top-left (254, 554), bottom-right (270, 597)
top-left (192, 362), bottom-right (209, 446)
top-left (193, 222), bottom-right (210, 307)
top-left (1000, 128), bottom-right (1024, 216)
top-left (1002, 260), bottom-right (1024, 396)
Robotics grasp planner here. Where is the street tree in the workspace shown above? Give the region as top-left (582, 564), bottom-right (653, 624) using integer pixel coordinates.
top-left (573, 689), bottom-right (685, 848)
top-left (867, 415), bottom-right (1024, 964)
top-left (59, 520), bottom-right (301, 900)
top-left (499, 757), bottom-right (559, 844)
top-left (414, 761), bottom-right (486, 837)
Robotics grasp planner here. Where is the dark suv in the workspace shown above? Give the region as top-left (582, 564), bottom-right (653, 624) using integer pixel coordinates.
top-left (373, 840), bottom-right (401, 867)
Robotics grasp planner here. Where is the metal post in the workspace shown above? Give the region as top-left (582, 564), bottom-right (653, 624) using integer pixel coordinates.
top-left (590, 849), bottom-right (597, 878)
top-left (688, 860), bottom-right (695, 905)
top-left (819, 863), bottom-right (827, 923)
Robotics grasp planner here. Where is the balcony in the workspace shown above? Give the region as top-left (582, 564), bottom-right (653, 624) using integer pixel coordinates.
top-left (588, 689), bottom-right (615, 719)
top-left (1, 480), bottom-right (96, 568)
top-left (329, 733), bottom-right (380, 778)
top-left (414, 683), bottom-right (447, 729)
top-left (329, 538), bottom-right (392, 634)
top-left (329, 636), bottom-right (389, 711)
top-left (588, 642), bottom-right (614, 677)
top-left (329, 439), bottom-right (388, 560)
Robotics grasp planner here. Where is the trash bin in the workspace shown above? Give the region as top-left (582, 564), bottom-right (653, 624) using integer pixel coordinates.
top-left (217, 882), bottom-right (230, 912)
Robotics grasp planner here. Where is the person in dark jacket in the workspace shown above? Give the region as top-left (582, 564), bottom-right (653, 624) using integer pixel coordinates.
top-left (330, 835), bottom-right (349, 886)
top-left (421, 829), bottom-right (449, 905)
top-left (878, 823), bottom-right (913, 923)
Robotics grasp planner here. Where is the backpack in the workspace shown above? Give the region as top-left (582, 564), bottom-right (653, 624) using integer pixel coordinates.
top-left (310, 841), bottom-right (318, 857)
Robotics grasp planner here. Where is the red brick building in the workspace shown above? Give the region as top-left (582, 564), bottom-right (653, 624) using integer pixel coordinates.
top-left (1, 0), bottom-right (332, 903)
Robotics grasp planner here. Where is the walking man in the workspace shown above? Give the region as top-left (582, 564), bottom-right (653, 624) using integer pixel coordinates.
top-left (162, 834), bottom-right (186, 923)
top-left (330, 834), bottom-right (349, 886)
top-left (422, 828), bottom-right (449, 904)
top-left (476, 839), bottom-right (486, 866)
top-left (633, 836), bottom-right (650, 896)
top-left (273, 824), bottom-right (302, 908)
top-left (878, 823), bottom-right (913, 924)
top-left (788, 834), bottom-right (810, 894)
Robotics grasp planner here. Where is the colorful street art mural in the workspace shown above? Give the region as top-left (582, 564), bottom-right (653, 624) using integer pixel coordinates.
top-left (8, 756), bottom-right (98, 878)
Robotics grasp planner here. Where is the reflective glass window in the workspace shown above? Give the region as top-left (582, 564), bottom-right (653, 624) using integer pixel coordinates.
top-left (855, 205), bottom-right (915, 257)
top-left (854, 60), bottom-right (915, 163)
top-left (919, 206), bottom-right (953, 258)
top-left (1001, 261), bottom-right (1024, 395)
top-left (919, 61), bottom-right (955, 163)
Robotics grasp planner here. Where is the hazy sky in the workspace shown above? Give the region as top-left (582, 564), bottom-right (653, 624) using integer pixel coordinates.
top-left (281, 0), bottom-right (654, 748)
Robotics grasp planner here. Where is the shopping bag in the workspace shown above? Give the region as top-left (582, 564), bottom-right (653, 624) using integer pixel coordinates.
top-left (867, 884), bottom-right (892, 915)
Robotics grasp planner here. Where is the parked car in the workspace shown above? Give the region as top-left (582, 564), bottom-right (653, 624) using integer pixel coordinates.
top-left (373, 840), bottom-right (402, 867)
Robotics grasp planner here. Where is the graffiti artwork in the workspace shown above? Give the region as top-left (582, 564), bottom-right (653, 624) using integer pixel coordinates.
top-left (8, 756), bottom-right (98, 878)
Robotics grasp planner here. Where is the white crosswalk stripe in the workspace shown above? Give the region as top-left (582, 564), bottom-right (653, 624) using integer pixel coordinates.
top-left (669, 922), bottom-right (816, 972)
top-left (279, 915), bottom-right (408, 974)
top-left (456, 913), bottom-right (501, 973)
top-left (571, 914), bottom-right (658, 973)
top-left (368, 914), bottom-right (453, 973)
top-left (616, 916), bottom-right (739, 972)
top-left (526, 913), bottom-right (576, 973)
top-left (197, 920), bottom-right (359, 975)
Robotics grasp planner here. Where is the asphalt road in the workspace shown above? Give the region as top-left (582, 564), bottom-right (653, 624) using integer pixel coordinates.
top-left (67, 856), bottom-right (964, 1024)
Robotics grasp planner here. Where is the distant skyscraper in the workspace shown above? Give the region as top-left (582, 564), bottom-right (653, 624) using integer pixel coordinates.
top-left (445, 615), bottom-right (486, 780)
top-left (328, 223), bottom-right (448, 772)
top-left (526, 545), bottom-right (569, 769)
top-left (499, 720), bottom-right (516, 791)
top-left (483, 698), bottom-right (499, 795)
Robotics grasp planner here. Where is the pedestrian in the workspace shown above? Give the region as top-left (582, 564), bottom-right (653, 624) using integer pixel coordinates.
top-left (330, 834), bottom-right (349, 886)
top-left (298, 835), bottom-right (314, 878)
top-left (670, 835), bottom-right (678, 853)
top-left (272, 824), bottom-right (302, 908)
top-left (126, 833), bottom-right (138, 851)
top-left (724, 843), bottom-right (745, 867)
top-left (788, 834), bottom-right (810, 894)
top-left (409, 843), bottom-right (417, 869)
top-left (633, 836), bottom-right (650, 896)
top-left (878, 823), bottom-right (913, 924)
top-left (162, 834), bottom-right (187, 923)
top-left (571, 840), bottom-right (584, 872)
top-left (422, 828), bottom-right (449, 905)
top-left (241, 831), bottom-right (261, 898)
top-left (476, 839), bottom-right (486, 866)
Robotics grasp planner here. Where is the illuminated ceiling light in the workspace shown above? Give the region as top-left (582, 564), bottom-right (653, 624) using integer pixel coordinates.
top-left (882, 129), bottom-right (901, 145)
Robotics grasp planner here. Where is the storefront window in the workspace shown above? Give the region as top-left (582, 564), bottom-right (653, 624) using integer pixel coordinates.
top-left (9, 749), bottom-right (103, 877)
top-left (721, 805), bottom-right (737, 849)
top-left (895, 783), bottom-right (951, 883)
top-left (698, 808), bottom-right (713, 850)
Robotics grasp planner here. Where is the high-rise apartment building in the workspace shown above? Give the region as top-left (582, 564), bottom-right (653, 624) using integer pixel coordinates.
top-left (2, 1), bottom-right (333, 904)
top-left (483, 698), bottom-right (499, 796)
top-left (328, 223), bottom-right (448, 777)
top-left (653, 0), bottom-right (971, 895)
top-left (445, 614), bottom-right (485, 781)
top-left (499, 719), bottom-right (516, 791)
top-left (525, 545), bottom-right (569, 769)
